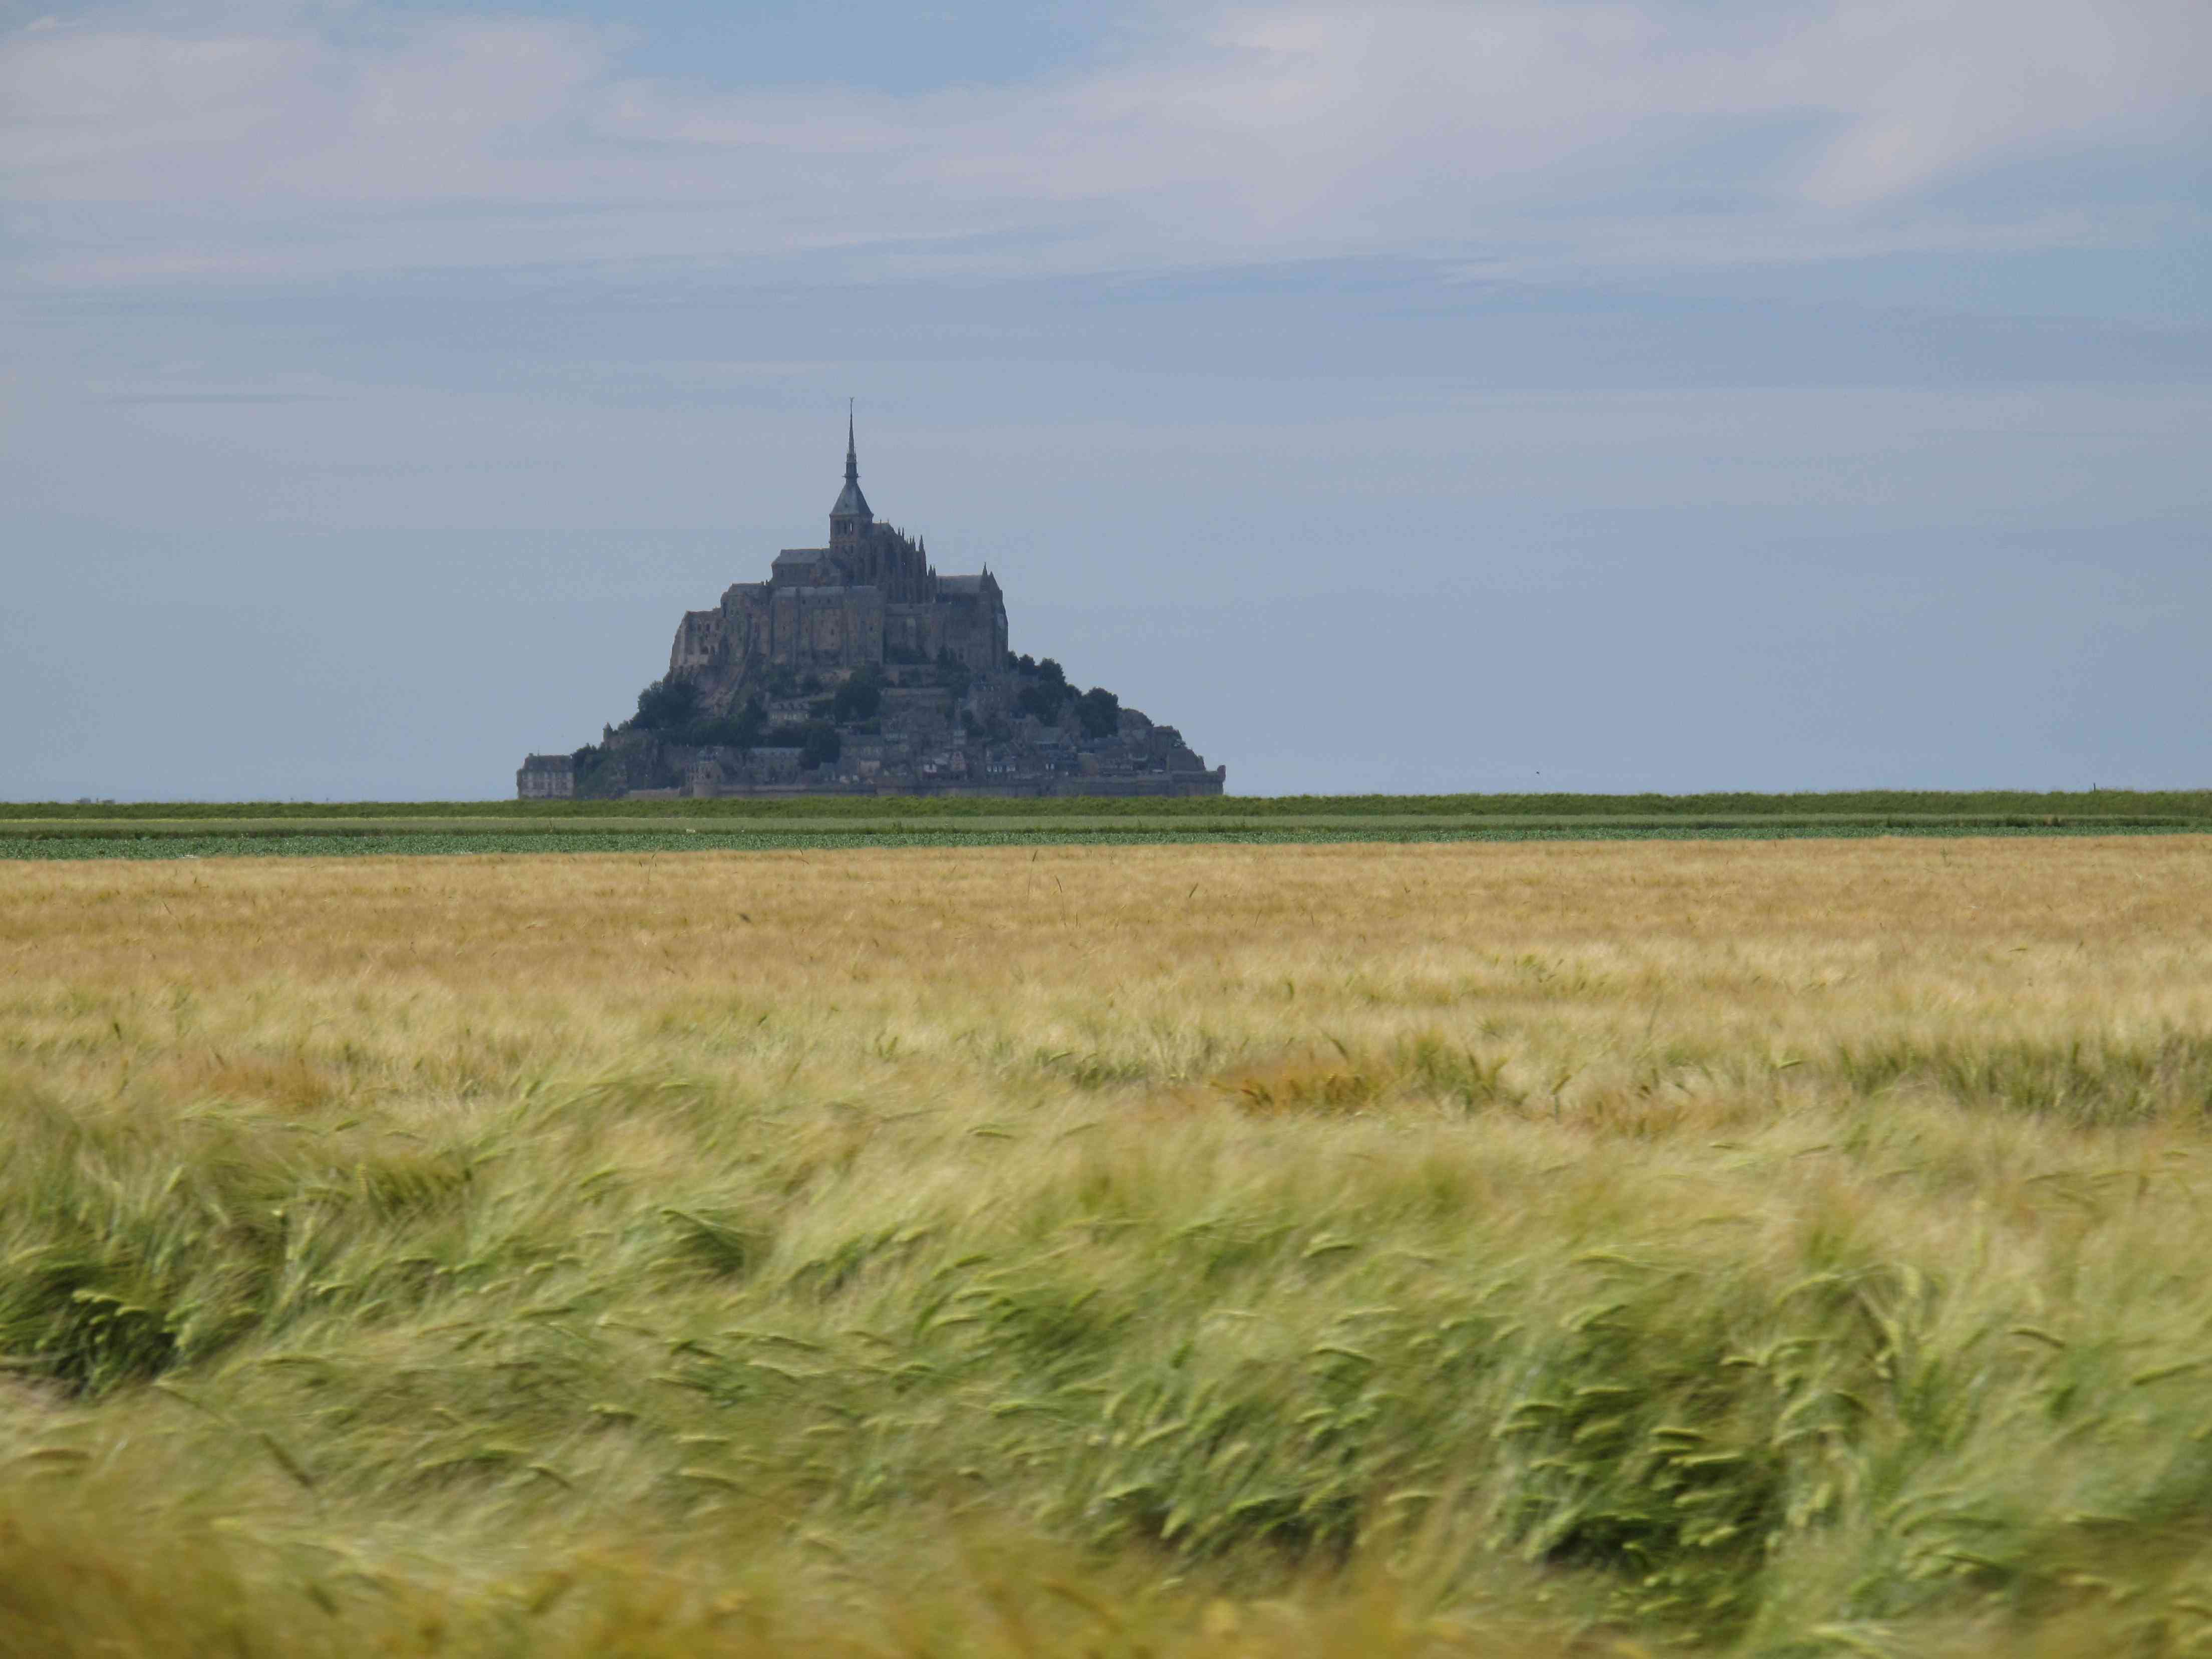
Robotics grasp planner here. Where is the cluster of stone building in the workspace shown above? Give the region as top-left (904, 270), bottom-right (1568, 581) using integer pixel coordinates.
top-left (517, 417), bottom-right (1225, 800)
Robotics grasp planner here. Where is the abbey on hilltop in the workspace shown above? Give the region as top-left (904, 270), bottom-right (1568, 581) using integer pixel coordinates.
top-left (517, 414), bottom-right (1226, 799)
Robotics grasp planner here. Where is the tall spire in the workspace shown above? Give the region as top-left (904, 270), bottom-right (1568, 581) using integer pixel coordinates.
top-left (831, 397), bottom-right (872, 529)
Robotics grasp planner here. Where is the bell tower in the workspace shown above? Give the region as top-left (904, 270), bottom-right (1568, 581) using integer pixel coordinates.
top-left (829, 401), bottom-right (872, 551)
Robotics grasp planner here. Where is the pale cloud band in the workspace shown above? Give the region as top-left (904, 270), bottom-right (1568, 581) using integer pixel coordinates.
top-left (5, 0), bottom-right (2206, 287)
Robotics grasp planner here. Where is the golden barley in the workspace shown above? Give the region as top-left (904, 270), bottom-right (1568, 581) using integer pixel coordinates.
top-left (1, 836), bottom-right (2209, 1655)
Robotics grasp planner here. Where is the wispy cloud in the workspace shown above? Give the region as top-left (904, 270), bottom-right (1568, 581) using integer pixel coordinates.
top-left (3, 0), bottom-right (2204, 286)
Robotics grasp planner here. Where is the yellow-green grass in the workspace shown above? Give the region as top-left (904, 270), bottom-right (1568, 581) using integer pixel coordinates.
top-left (3, 837), bottom-right (2212, 1655)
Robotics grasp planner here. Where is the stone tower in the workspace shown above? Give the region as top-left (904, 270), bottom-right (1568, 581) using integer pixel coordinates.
top-left (829, 402), bottom-right (872, 553)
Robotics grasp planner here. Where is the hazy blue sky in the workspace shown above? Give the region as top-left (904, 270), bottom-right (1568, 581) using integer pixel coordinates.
top-left (4, 0), bottom-right (2207, 798)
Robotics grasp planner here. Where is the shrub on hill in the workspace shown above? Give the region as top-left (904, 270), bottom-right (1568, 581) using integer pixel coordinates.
top-left (832, 666), bottom-right (884, 723)
top-left (799, 721), bottom-right (843, 769)
top-left (683, 698), bottom-right (766, 750)
top-left (631, 676), bottom-right (700, 732)
top-left (935, 649), bottom-right (972, 700)
top-left (1075, 686), bottom-right (1121, 739)
top-left (1016, 681), bottom-right (1067, 724)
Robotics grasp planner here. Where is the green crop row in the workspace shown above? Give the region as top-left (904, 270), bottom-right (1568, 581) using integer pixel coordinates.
top-left (5, 788), bottom-right (2208, 823)
top-left (5, 822), bottom-right (2205, 860)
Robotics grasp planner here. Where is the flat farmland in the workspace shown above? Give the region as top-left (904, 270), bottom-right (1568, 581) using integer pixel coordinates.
top-left (5, 837), bottom-right (2212, 1655)
top-left (4, 789), bottom-right (2205, 861)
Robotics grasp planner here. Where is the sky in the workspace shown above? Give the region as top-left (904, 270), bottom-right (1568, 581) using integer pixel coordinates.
top-left (3, 0), bottom-right (2207, 799)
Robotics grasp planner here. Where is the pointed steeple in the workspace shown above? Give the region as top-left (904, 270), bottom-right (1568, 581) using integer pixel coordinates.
top-left (830, 398), bottom-right (872, 532)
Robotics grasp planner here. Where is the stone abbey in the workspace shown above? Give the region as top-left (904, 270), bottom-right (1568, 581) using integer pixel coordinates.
top-left (517, 416), bottom-right (1226, 799)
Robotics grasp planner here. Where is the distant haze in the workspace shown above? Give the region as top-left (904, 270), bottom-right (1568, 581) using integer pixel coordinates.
top-left (4, 1), bottom-right (2207, 799)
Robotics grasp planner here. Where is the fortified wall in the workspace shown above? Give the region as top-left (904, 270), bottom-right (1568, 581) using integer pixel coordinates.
top-left (517, 418), bottom-right (1225, 800)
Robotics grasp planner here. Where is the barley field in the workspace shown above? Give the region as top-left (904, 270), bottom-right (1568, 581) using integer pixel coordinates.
top-left (4, 836), bottom-right (2211, 1656)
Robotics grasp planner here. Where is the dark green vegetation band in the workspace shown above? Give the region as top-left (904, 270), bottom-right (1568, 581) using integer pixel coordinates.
top-left (6, 824), bottom-right (2207, 860)
top-left (6, 788), bottom-right (2209, 822)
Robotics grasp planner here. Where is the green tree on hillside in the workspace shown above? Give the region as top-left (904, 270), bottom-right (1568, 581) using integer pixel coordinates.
top-left (935, 649), bottom-right (972, 700)
top-left (632, 677), bottom-right (701, 731)
top-left (800, 722), bottom-right (843, 769)
top-left (1016, 681), bottom-right (1066, 724)
top-left (833, 667), bottom-right (885, 723)
top-left (689, 697), bottom-right (766, 749)
top-left (1075, 687), bottom-right (1121, 739)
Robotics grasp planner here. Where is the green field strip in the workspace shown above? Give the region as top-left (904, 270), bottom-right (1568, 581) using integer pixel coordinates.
top-left (9, 810), bottom-right (2207, 841)
top-left (7, 789), bottom-right (2208, 825)
top-left (6, 822), bottom-right (2208, 860)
